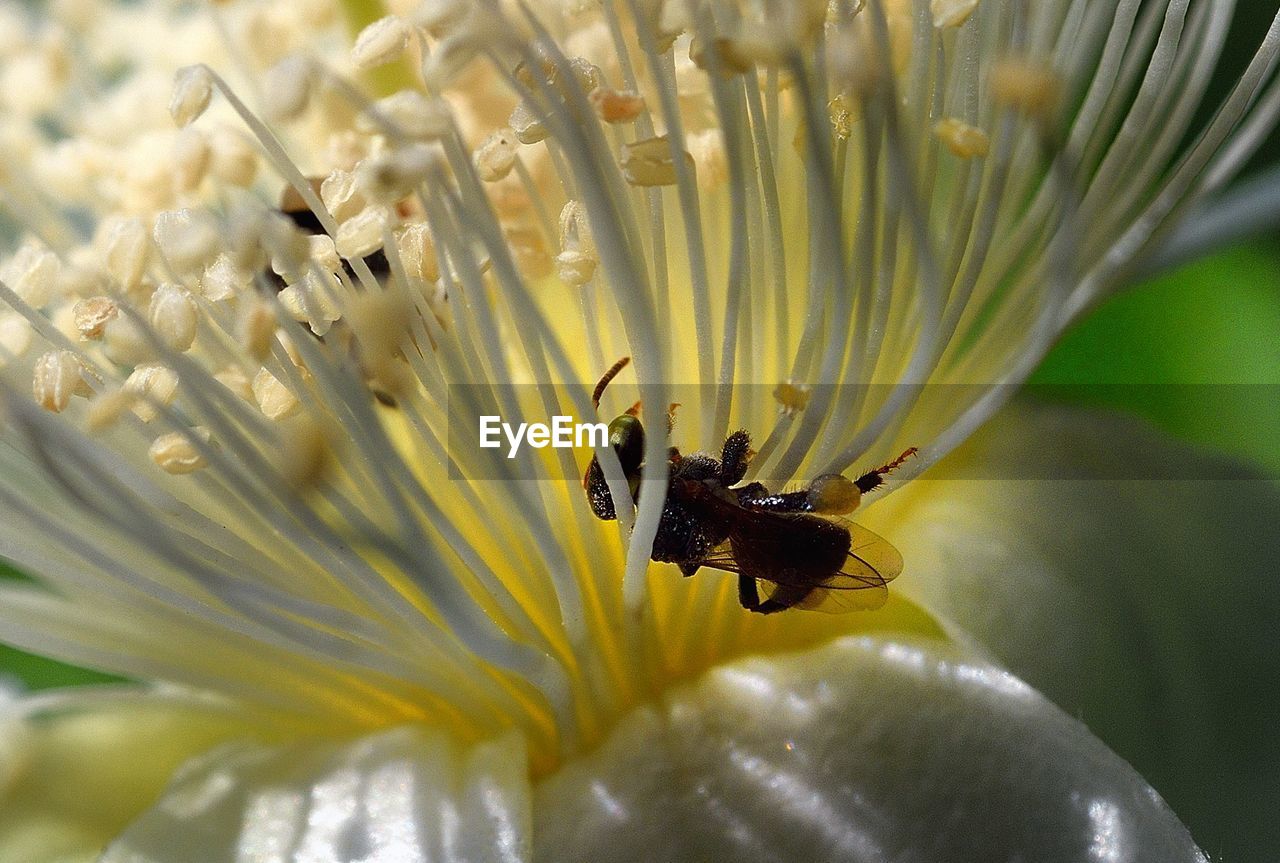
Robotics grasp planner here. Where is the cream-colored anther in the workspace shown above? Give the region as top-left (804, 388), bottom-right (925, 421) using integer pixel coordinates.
top-left (1, 240), bottom-right (60, 308)
top-left (86, 388), bottom-right (133, 432)
top-left (474, 128), bottom-right (518, 182)
top-left (262, 56), bottom-right (315, 123)
top-left (237, 299), bottom-right (276, 362)
top-left (829, 94), bottom-right (855, 141)
top-left (688, 35), bottom-right (756, 75)
top-left (589, 87), bottom-right (645, 124)
top-left (103, 218), bottom-right (151, 296)
top-left (208, 127), bottom-right (257, 187)
top-left (356, 145), bottom-right (439, 202)
top-left (351, 16), bottom-right (410, 70)
top-left (33, 350), bottom-right (91, 413)
top-left (124, 364), bottom-right (179, 423)
top-left (276, 329), bottom-right (309, 374)
top-left (171, 127), bottom-right (211, 192)
top-left (253, 368), bottom-right (300, 420)
top-left (280, 271), bottom-right (343, 336)
top-left (508, 102), bottom-right (547, 145)
top-left (262, 218), bottom-right (311, 281)
top-left (73, 296), bottom-right (117, 341)
top-left (422, 33), bottom-right (481, 92)
top-left (149, 428), bottom-right (210, 474)
top-left (932, 0), bottom-right (978, 28)
top-left (0, 314), bottom-right (31, 365)
top-left (335, 205), bottom-right (391, 260)
top-left (169, 65), bottom-right (213, 127)
top-left (153, 209), bottom-right (220, 276)
top-left (102, 315), bottom-right (151, 366)
top-left (198, 254), bottom-right (249, 302)
top-left (320, 170), bottom-right (365, 224)
top-left (214, 367), bottom-right (254, 402)
top-left (557, 200), bottom-right (597, 287)
top-left (806, 474), bottom-right (862, 515)
top-left (991, 58), bottom-right (1062, 119)
top-left (365, 91), bottom-right (452, 141)
top-left (934, 118), bottom-right (989, 158)
top-left (773, 381), bottom-right (811, 416)
top-left (414, 0), bottom-right (468, 37)
top-left (396, 222), bottom-right (440, 283)
top-left (620, 136), bottom-right (692, 187)
top-left (306, 234), bottom-right (342, 275)
top-left (148, 284), bottom-right (198, 352)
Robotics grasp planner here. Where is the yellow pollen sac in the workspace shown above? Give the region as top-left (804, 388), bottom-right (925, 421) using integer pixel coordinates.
top-left (991, 58), bottom-right (1063, 120)
top-left (148, 284), bottom-right (199, 353)
top-left (473, 128), bottom-right (519, 183)
top-left (32, 350), bottom-right (91, 413)
top-left (168, 65), bottom-right (213, 127)
top-left (508, 101), bottom-right (548, 145)
top-left (149, 428), bottom-right (210, 475)
top-left (350, 15), bottom-right (410, 71)
top-left (806, 474), bottom-right (862, 515)
top-left (124, 364), bottom-right (179, 423)
top-left (253, 368), bottom-right (300, 421)
top-left (773, 381), bottom-right (811, 416)
top-left (934, 118), bottom-right (990, 158)
top-left (620, 136), bottom-right (692, 187)
top-left (85, 388), bottom-right (134, 433)
top-left (589, 87), bottom-right (645, 124)
top-left (73, 296), bottom-right (118, 341)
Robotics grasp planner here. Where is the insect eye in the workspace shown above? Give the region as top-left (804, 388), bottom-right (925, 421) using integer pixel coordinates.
top-left (608, 414), bottom-right (645, 476)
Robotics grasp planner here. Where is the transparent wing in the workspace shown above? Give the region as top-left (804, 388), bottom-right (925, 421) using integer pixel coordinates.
top-left (695, 519), bottom-right (901, 614)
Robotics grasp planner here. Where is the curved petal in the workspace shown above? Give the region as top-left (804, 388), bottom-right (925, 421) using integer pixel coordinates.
top-left (101, 727), bottom-right (530, 863)
top-left (80, 636), bottom-right (1198, 862)
top-left (868, 401), bottom-right (1280, 859)
top-left (534, 635), bottom-right (1203, 862)
top-left (0, 686), bottom-right (264, 863)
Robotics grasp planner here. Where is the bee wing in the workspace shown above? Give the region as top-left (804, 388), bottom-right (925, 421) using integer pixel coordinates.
top-left (834, 521), bottom-right (904, 587)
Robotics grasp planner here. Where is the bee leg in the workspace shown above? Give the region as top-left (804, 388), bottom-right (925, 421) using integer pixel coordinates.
top-left (679, 561), bottom-right (700, 577)
top-left (738, 576), bottom-right (797, 614)
top-left (737, 574), bottom-right (762, 611)
top-left (854, 447), bottom-right (919, 494)
top-left (754, 584), bottom-right (811, 614)
top-left (719, 430), bottom-right (753, 485)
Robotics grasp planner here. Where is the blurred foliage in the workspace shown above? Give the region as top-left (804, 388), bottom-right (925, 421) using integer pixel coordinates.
top-left (1033, 240), bottom-right (1280, 476)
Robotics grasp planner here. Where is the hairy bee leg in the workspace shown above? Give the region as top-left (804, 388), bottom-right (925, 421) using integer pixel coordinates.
top-left (719, 430), bottom-right (753, 485)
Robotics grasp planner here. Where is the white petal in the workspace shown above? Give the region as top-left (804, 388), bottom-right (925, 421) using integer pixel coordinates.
top-left (102, 727), bottom-right (530, 863)
top-left (535, 636), bottom-right (1204, 862)
top-left (870, 401), bottom-right (1280, 860)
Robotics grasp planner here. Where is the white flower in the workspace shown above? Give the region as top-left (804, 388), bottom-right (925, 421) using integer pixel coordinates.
top-left (0, 0), bottom-right (1277, 860)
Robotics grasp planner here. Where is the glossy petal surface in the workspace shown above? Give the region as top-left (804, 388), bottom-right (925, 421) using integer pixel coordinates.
top-left (534, 636), bottom-right (1204, 863)
top-left (101, 727), bottom-right (530, 863)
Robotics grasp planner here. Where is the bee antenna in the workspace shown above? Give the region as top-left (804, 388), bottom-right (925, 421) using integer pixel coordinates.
top-left (592, 356), bottom-right (631, 410)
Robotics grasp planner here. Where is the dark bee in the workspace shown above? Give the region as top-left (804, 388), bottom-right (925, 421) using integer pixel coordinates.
top-left (584, 358), bottom-right (914, 614)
